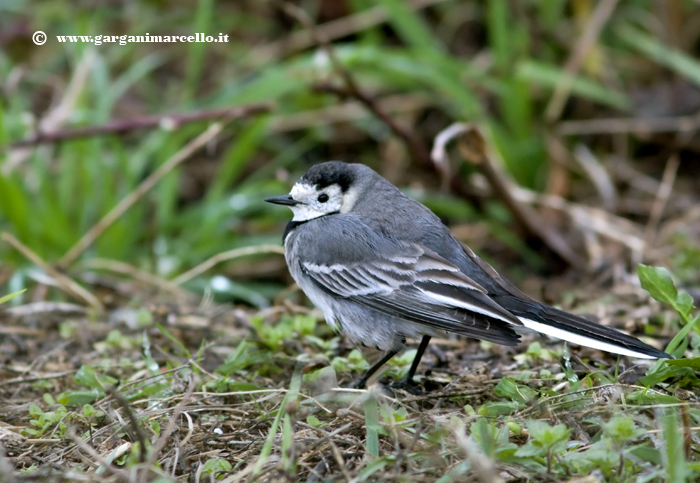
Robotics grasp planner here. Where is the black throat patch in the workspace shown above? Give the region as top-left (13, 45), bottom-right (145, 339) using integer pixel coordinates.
top-left (283, 211), bottom-right (340, 241)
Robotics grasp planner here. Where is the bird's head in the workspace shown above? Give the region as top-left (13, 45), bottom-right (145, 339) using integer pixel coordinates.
top-left (265, 161), bottom-right (368, 222)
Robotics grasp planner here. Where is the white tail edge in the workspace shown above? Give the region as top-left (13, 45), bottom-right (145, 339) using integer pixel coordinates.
top-left (518, 317), bottom-right (657, 359)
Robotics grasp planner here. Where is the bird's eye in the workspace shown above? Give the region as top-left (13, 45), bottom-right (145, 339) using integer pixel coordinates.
top-left (317, 193), bottom-right (329, 203)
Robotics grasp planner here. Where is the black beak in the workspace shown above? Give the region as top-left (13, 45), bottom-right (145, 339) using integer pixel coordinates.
top-left (265, 195), bottom-right (301, 206)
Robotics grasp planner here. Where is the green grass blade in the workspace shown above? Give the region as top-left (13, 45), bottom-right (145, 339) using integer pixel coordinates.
top-left (658, 407), bottom-right (689, 483)
top-left (517, 60), bottom-right (630, 110)
top-left (255, 361), bottom-right (302, 476)
top-left (0, 289), bottom-right (26, 305)
top-left (185, 0), bottom-right (214, 99)
top-left (281, 362), bottom-right (302, 475)
top-left (665, 314), bottom-right (700, 356)
top-left (363, 393), bottom-right (380, 458)
top-left (487, 0), bottom-right (510, 71)
top-left (377, 0), bottom-right (442, 53)
top-left (155, 322), bottom-right (193, 360)
top-left (619, 25), bottom-right (700, 87)
top-left (0, 174), bottom-right (31, 244)
top-left (0, 98), bottom-right (6, 148)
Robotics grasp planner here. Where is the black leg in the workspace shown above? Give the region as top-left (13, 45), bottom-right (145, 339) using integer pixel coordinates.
top-left (391, 335), bottom-right (431, 392)
top-left (351, 346), bottom-right (400, 389)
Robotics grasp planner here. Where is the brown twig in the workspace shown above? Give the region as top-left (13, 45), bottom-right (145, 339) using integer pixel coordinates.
top-left (7, 103), bottom-right (272, 150)
top-left (1, 232), bottom-right (103, 311)
top-left (106, 387), bottom-right (149, 465)
top-left (0, 326), bottom-right (45, 337)
top-left (681, 403), bottom-right (693, 459)
top-left (455, 126), bottom-right (587, 270)
top-left (67, 428), bottom-right (130, 481)
top-left (172, 244), bottom-right (285, 285)
top-left (4, 50), bottom-right (96, 174)
top-left (545, 0), bottom-right (620, 122)
top-left (280, 2), bottom-right (432, 168)
top-left (2, 370), bottom-right (76, 386)
top-left (572, 143), bottom-right (618, 212)
top-left (58, 123), bottom-right (223, 268)
top-left (312, 84), bottom-right (432, 167)
top-left (543, 134), bottom-right (574, 225)
top-left (270, 93), bottom-right (429, 133)
top-left (253, 0), bottom-right (447, 62)
top-left (4, 301), bottom-right (87, 318)
top-left (80, 258), bottom-right (187, 294)
top-left (508, 186), bottom-right (646, 260)
top-left (453, 427), bottom-right (504, 483)
top-left (557, 112), bottom-right (700, 135)
top-left (146, 375), bottom-right (196, 469)
top-left (642, 154), bottom-right (679, 258)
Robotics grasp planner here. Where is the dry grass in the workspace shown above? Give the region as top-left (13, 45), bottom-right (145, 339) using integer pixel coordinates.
top-left (1, 275), bottom-right (697, 482)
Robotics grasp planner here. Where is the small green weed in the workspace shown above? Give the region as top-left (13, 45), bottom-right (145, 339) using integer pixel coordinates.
top-left (250, 314), bottom-right (317, 349)
top-left (22, 404), bottom-right (68, 438)
top-left (201, 458), bottom-right (232, 480)
top-left (516, 420), bottom-right (571, 473)
top-left (638, 264), bottom-right (700, 387)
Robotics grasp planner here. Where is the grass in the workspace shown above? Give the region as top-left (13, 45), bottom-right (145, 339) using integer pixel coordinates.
top-left (0, 0), bottom-right (653, 271)
top-left (1, 265), bottom-right (699, 481)
top-left (2, 0), bottom-right (700, 481)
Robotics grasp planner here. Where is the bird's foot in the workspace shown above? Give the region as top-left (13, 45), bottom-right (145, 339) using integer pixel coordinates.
top-left (348, 378), bottom-right (367, 390)
top-left (390, 377), bottom-right (427, 395)
top-left (347, 377), bottom-right (428, 395)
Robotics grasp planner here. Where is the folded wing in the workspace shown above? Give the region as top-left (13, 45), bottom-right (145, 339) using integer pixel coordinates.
top-left (300, 245), bottom-right (522, 346)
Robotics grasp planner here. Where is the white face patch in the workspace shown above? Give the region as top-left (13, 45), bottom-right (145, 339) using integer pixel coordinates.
top-left (340, 185), bottom-right (359, 213)
top-left (290, 182), bottom-right (316, 201)
top-left (287, 182), bottom-right (344, 222)
top-left (291, 204), bottom-right (323, 222)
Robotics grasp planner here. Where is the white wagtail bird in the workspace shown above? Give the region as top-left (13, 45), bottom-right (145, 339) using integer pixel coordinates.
top-left (266, 161), bottom-right (671, 391)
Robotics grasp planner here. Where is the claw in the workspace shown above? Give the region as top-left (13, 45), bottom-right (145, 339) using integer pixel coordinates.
top-left (349, 378), bottom-right (367, 389)
top-left (390, 378), bottom-right (427, 395)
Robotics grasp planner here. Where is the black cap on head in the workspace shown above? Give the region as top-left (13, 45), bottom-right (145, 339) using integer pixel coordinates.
top-left (300, 161), bottom-right (356, 193)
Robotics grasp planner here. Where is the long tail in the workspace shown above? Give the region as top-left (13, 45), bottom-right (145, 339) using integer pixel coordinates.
top-left (498, 296), bottom-right (671, 359)
top-left (458, 241), bottom-right (671, 360)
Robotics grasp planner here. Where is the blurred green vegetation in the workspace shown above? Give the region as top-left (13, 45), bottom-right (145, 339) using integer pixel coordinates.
top-left (3, 4), bottom-right (700, 480)
top-left (2, 0), bottom-right (696, 368)
top-left (1, 0), bottom-right (700, 304)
